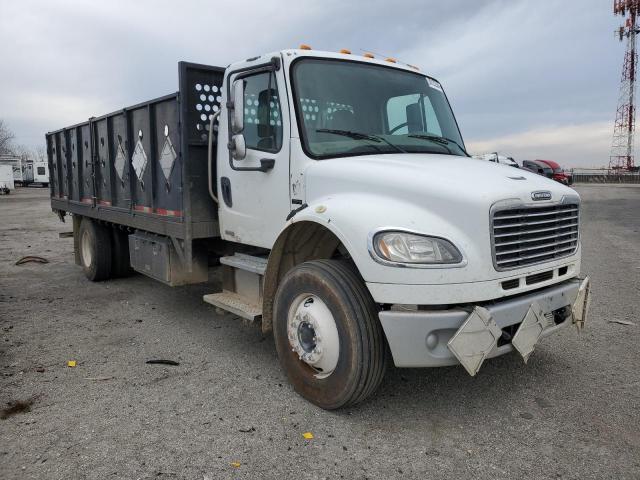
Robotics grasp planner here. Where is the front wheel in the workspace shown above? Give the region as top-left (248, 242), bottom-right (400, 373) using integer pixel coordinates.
top-left (273, 260), bottom-right (387, 409)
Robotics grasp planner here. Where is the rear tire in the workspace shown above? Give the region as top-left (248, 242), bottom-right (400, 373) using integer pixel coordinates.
top-left (273, 259), bottom-right (387, 410)
top-left (78, 218), bottom-right (112, 281)
top-left (111, 228), bottom-right (132, 278)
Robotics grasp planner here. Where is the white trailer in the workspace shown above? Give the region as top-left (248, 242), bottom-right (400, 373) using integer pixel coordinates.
top-left (0, 164), bottom-right (14, 194)
top-left (32, 161), bottom-right (49, 187)
top-left (0, 154), bottom-right (33, 186)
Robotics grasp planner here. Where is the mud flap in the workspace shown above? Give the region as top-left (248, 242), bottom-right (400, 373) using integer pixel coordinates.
top-left (447, 306), bottom-right (502, 376)
top-left (572, 276), bottom-right (591, 331)
top-left (511, 302), bottom-right (547, 363)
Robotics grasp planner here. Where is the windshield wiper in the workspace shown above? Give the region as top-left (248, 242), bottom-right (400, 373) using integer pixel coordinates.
top-left (408, 134), bottom-right (468, 156)
top-left (317, 129), bottom-right (406, 153)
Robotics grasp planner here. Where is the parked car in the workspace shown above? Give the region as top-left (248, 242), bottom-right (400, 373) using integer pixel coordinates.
top-left (522, 160), bottom-right (554, 179)
top-left (520, 165), bottom-right (539, 174)
top-left (536, 159), bottom-right (571, 185)
top-left (473, 152), bottom-right (519, 168)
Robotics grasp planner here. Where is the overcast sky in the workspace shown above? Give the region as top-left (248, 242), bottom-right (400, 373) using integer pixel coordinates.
top-left (0, 0), bottom-right (622, 167)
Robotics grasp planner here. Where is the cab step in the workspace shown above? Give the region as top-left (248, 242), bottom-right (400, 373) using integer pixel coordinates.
top-left (203, 291), bottom-right (262, 322)
top-left (203, 253), bottom-right (267, 322)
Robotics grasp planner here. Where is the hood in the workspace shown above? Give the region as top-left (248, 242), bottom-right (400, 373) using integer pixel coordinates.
top-left (303, 153), bottom-right (575, 207)
top-left (301, 153), bottom-right (580, 286)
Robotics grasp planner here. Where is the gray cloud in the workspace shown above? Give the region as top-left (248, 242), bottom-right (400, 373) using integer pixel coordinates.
top-left (0, 0), bottom-right (623, 167)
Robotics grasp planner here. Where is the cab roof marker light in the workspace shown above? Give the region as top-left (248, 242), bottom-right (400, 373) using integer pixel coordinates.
top-left (363, 53), bottom-right (375, 58)
top-left (299, 44), bottom-right (312, 50)
top-left (339, 49), bottom-right (352, 54)
top-left (385, 58), bottom-right (397, 63)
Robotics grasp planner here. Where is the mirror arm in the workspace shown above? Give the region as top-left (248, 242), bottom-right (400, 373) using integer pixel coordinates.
top-left (207, 111), bottom-right (220, 204)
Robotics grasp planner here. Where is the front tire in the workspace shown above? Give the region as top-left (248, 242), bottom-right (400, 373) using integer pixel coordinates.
top-left (78, 218), bottom-right (112, 281)
top-left (273, 260), bottom-right (387, 409)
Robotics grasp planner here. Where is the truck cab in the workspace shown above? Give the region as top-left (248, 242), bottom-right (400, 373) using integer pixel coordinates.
top-left (48, 48), bottom-right (591, 409)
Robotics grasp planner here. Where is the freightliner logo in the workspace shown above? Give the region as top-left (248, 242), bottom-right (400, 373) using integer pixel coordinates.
top-left (531, 191), bottom-right (552, 201)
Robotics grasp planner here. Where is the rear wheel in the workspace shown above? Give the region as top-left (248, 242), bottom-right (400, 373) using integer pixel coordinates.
top-left (273, 260), bottom-right (387, 409)
top-left (78, 218), bottom-right (112, 281)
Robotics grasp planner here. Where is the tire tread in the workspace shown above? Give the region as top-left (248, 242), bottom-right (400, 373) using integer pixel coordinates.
top-left (275, 259), bottom-right (387, 408)
top-left (79, 218), bottom-right (112, 281)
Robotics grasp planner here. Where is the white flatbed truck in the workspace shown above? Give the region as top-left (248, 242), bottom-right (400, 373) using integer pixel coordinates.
top-left (47, 48), bottom-right (591, 409)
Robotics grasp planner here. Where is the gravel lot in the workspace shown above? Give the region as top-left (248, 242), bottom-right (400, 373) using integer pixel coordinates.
top-left (1, 185), bottom-right (639, 479)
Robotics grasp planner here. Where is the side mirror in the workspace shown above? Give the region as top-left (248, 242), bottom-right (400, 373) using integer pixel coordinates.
top-left (231, 79), bottom-right (244, 134)
top-left (229, 134), bottom-right (246, 160)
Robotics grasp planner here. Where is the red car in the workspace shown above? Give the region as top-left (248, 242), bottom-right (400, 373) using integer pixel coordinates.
top-left (536, 159), bottom-right (571, 185)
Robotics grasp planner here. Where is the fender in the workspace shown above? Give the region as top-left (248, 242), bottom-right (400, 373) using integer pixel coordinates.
top-left (289, 193), bottom-right (477, 285)
top-left (261, 192), bottom-right (471, 332)
top-left (261, 213), bottom-right (355, 333)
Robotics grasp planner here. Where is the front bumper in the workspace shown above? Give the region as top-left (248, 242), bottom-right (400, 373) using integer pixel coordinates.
top-left (379, 277), bottom-right (590, 372)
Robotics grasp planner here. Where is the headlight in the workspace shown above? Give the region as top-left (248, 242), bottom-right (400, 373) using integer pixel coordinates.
top-left (371, 231), bottom-right (463, 265)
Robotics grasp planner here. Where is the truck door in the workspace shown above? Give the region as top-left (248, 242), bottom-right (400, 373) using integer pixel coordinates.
top-left (217, 58), bottom-right (291, 248)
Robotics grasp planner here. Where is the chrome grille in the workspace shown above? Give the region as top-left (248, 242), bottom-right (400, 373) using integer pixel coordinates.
top-left (491, 203), bottom-right (579, 270)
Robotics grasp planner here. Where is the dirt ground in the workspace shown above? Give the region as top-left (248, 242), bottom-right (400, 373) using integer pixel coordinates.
top-left (1, 185), bottom-right (639, 480)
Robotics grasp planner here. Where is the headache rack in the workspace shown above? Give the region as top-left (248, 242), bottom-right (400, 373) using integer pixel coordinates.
top-left (491, 202), bottom-right (580, 271)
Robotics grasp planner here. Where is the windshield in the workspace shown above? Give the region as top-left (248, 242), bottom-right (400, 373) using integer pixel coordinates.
top-left (291, 58), bottom-right (466, 159)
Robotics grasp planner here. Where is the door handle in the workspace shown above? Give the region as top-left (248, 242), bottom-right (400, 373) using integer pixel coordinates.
top-left (259, 158), bottom-right (275, 172)
top-left (220, 176), bottom-right (232, 207)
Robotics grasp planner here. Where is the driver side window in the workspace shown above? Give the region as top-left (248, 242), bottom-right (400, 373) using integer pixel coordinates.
top-left (242, 72), bottom-right (283, 152)
top-left (386, 94), bottom-right (442, 136)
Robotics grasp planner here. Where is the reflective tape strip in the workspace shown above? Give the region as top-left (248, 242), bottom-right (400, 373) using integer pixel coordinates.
top-left (155, 208), bottom-right (182, 217)
top-left (133, 205), bottom-right (153, 213)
